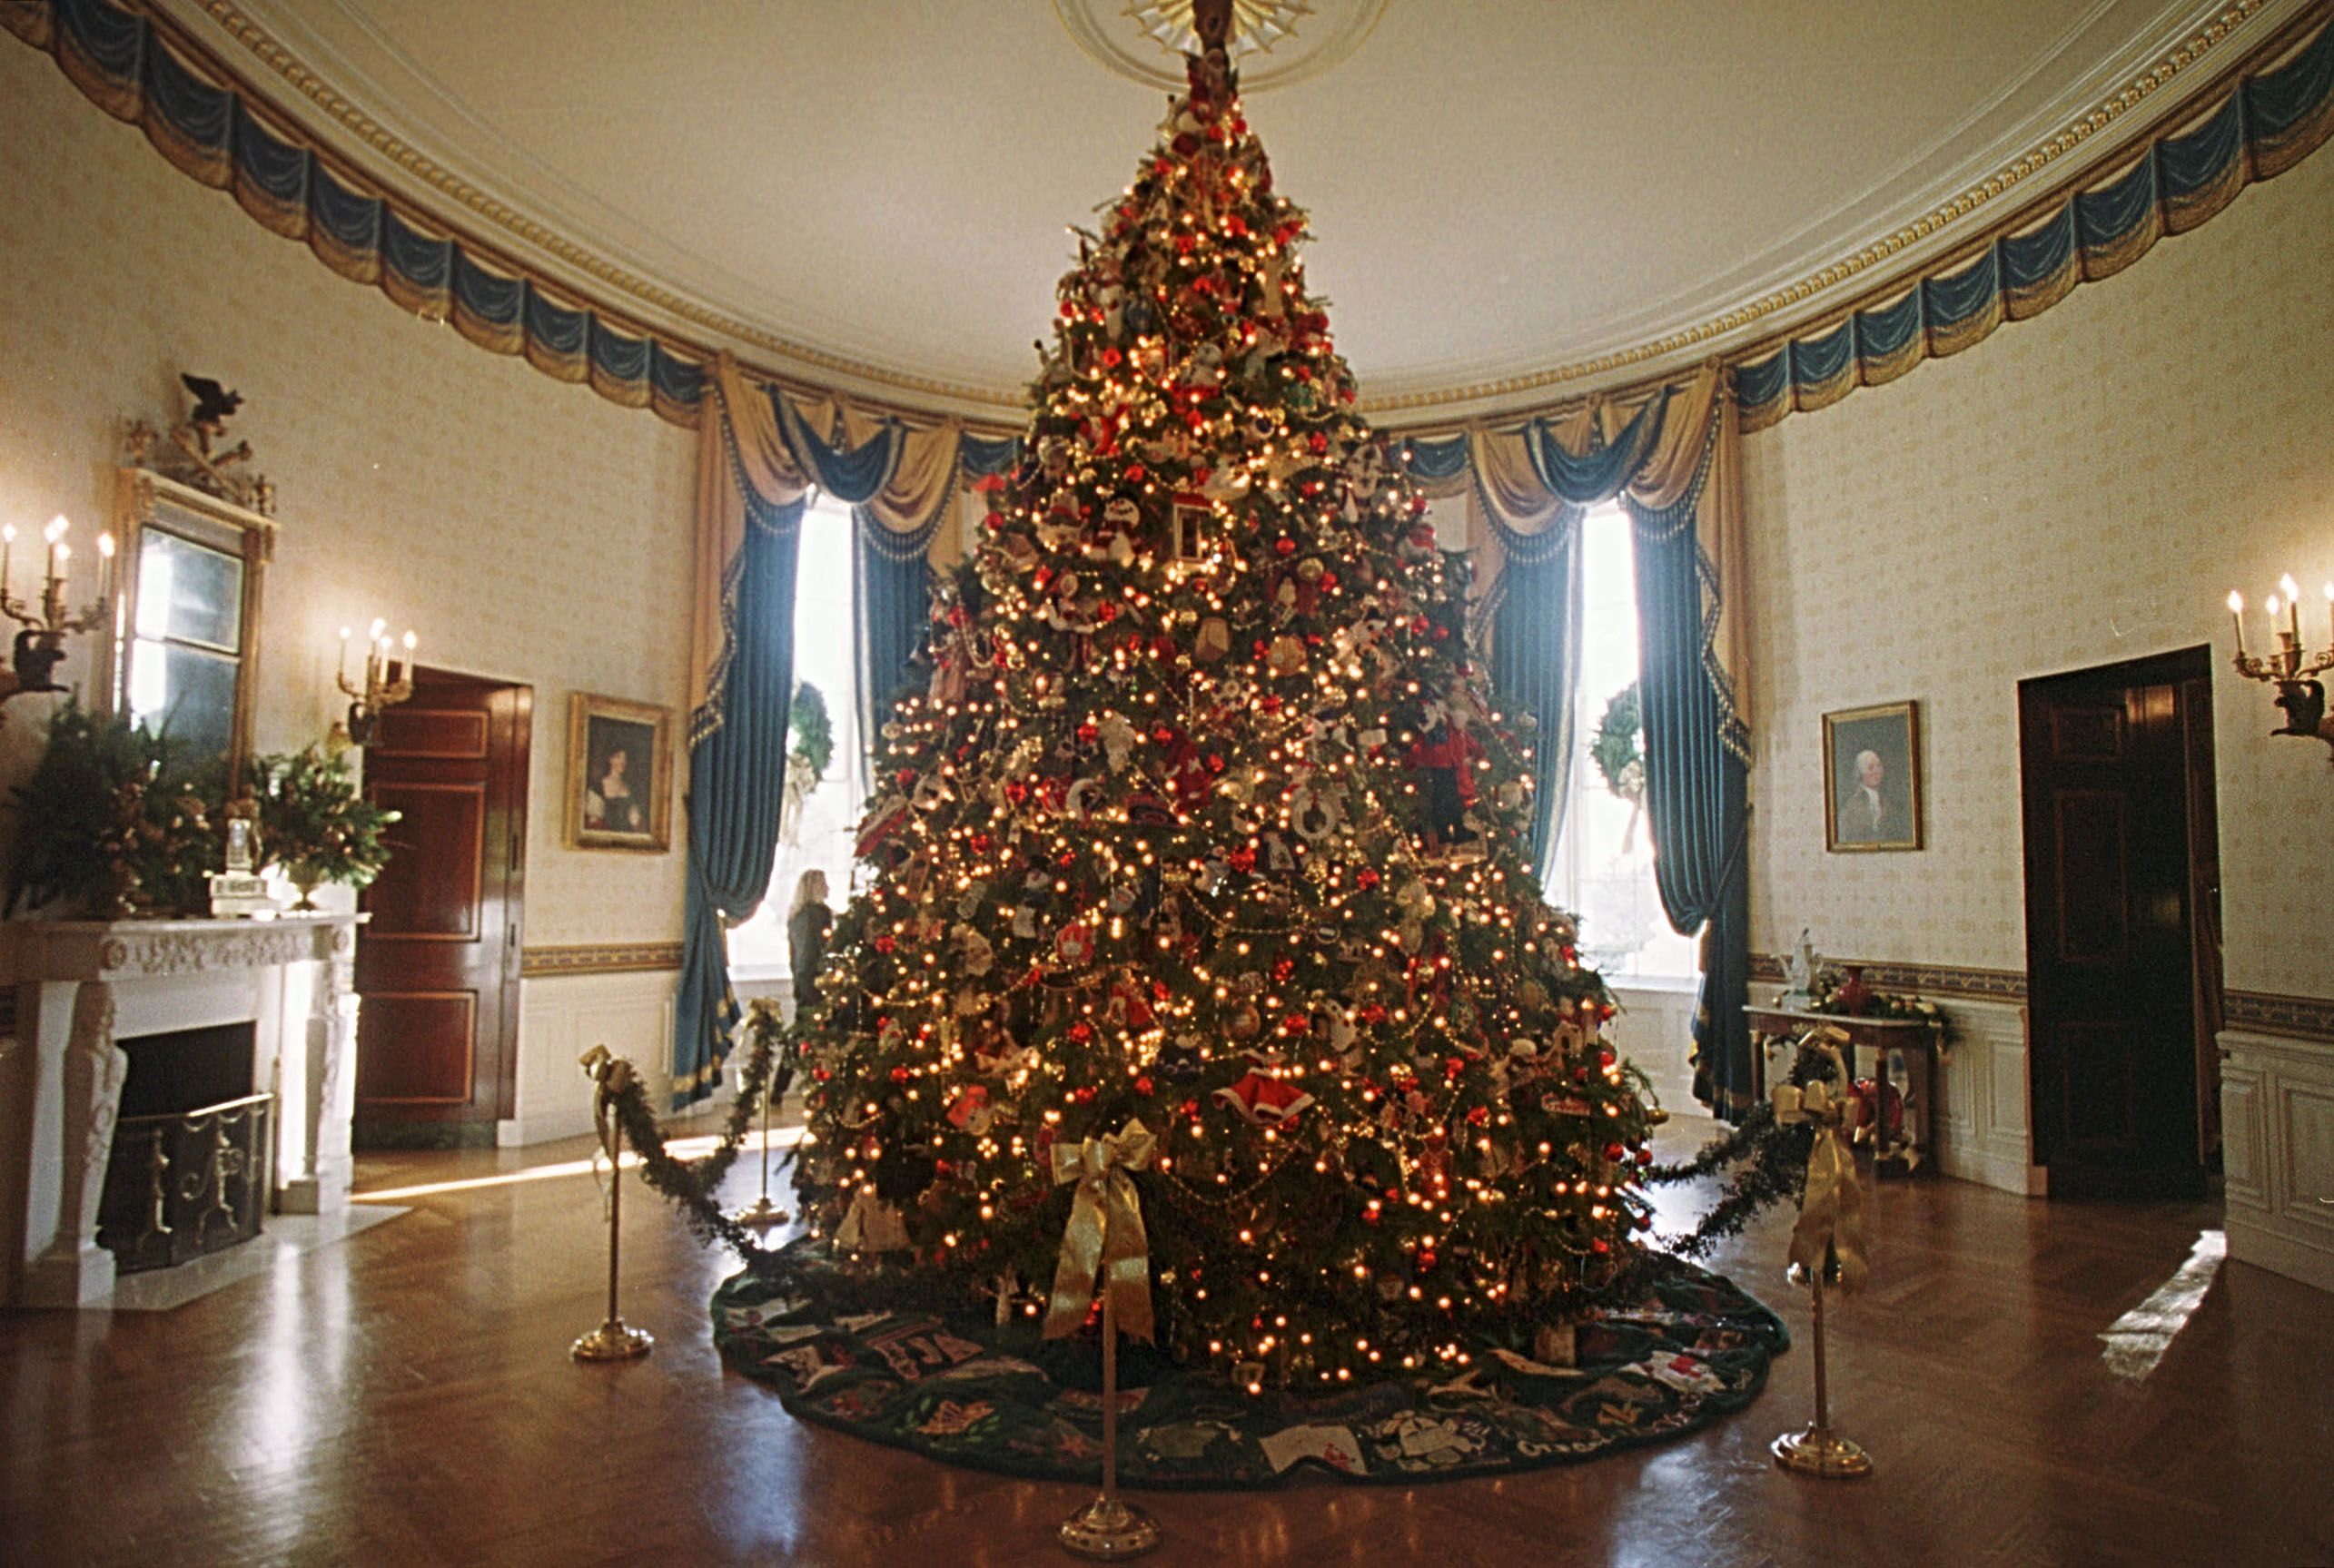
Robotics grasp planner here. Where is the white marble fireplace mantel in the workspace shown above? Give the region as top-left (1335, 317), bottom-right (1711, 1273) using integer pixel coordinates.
top-left (0, 913), bottom-right (366, 1307)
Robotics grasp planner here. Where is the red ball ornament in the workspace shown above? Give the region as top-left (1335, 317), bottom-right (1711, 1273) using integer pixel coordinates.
top-left (1069, 1021), bottom-right (1093, 1043)
top-left (1135, 1076), bottom-right (1154, 1096)
top-left (888, 1066), bottom-right (912, 1085)
top-left (1274, 537), bottom-right (1296, 557)
top-left (1605, 1141), bottom-right (1627, 1163)
top-left (1073, 1085), bottom-right (1098, 1104)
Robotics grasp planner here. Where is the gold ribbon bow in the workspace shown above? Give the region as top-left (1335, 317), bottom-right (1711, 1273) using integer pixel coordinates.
top-left (1043, 1119), bottom-right (1157, 1343)
top-left (578, 1045), bottom-right (637, 1163)
top-left (1771, 1031), bottom-right (1869, 1294)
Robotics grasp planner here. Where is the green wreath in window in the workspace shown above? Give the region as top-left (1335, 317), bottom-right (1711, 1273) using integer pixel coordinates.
top-left (1589, 681), bottom-right (1646, 852)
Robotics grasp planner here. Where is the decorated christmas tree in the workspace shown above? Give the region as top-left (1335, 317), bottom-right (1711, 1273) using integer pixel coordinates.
top-left (794, 35), bottom-right (1655, 1390)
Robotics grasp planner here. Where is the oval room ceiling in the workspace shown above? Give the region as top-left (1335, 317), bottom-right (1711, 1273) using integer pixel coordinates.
top-left (213, 0), bottom-right (2279, 415)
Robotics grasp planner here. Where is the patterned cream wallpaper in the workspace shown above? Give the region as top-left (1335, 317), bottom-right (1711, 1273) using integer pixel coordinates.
top-left (1742, 136), bottom-right (2334, 1002)
top-left (0, 41), bottom-right (695, 946)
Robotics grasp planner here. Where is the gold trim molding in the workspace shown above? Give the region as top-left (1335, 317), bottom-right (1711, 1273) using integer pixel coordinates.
top-left (520, 942), bottom-right (685, 978)
top-left (140, 0), bottom-right (2305, 424)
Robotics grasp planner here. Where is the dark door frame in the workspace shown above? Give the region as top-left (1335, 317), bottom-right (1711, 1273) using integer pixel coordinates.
top-left (352, 665), bottom-right (530, 1145)
top-left (2017, 643), bottom-right (2221, 1198)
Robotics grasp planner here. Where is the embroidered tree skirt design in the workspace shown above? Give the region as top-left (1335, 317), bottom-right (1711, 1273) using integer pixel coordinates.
top-left (710, 1245), bottom-right (1788, 1487)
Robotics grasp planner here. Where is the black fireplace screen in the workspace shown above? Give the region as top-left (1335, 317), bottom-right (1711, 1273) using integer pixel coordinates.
top-left (97, 1093), bottom-right (272, 1274)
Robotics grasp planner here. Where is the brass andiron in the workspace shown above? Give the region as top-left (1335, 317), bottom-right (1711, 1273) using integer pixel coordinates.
top-left (1770, 1027), bottom-right (1874, 1479)
top-left (733, 1043), bottom-right (789, 1231)
top-left (2227, 581), bottom-right (2334, 754)
top-left (572, 1047), bottom-right (653, 1364)
top-left (0, 515), bottom-right (113, 709)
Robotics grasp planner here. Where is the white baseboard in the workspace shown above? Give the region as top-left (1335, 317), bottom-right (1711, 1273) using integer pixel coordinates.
top-left (2227, 1214), bottom-right (2334, 1294)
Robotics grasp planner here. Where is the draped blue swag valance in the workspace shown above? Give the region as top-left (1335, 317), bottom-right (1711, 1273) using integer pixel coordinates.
top-left (1733, 11), bottom-right (2334, 430)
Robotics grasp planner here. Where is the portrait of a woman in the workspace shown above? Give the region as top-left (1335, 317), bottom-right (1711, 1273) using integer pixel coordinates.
top-left (567, 695), bottom-right (671, 851)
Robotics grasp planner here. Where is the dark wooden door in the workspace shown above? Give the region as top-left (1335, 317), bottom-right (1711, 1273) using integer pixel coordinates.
top-left (2018, 646), bottom-right (2216, 1198)
top-left (353, 667), bottom-right (530, 1147)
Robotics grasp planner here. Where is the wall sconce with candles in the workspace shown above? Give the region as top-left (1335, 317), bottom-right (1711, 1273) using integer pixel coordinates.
top-left (2227, 573), bottom-right (2334, 754)
top-left (329, 617), bottom-right (417, 751)
top-left (0, 513), bottom-right (114, 707)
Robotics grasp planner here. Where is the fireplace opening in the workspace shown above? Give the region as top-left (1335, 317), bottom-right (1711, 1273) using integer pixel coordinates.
top-left (97, 1023), bottom-right (272, 1274)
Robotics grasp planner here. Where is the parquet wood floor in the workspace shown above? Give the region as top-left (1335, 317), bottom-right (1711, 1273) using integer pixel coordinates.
top-left (2, 1112), bottom-right (2327, 1567)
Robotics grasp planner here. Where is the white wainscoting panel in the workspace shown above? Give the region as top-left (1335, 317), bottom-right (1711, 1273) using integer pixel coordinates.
top-left (1608, 981), bottom-right (1700, 1116)
top-left (2218, 1028), bottom-right (2334, 1294)
top-left (1928, 997), bottom-right (2039, 1196)
top-left (502, 971), bottom-right (677, 1148)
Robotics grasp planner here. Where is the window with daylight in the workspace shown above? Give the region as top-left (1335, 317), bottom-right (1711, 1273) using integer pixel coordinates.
top-left (1544, 502), bottom-right (1700, 984)
top-left (727, 495), bottom-right (868, 982)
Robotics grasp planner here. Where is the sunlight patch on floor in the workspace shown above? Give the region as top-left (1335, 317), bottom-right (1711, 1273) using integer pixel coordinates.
top-left (2099, 1228), bottom-right (2225, 1381)
top-left (351, 1126), bottom-right (805, 1202)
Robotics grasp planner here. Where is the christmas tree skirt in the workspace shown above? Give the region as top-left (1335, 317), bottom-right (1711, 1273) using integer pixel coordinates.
top-left (710, 1245), bottom-right (1787, 1488)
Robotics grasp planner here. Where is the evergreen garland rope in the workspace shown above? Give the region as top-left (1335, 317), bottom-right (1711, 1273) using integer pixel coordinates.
top-left (1642, 1040), bottom-right (1842, 1257)
top-left (592, 1001), bottom-right (801, 1276)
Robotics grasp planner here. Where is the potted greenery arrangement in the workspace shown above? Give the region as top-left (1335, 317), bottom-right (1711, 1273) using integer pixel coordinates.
top-left (8, 704), bottom-right (223, 918)
top-left (246, 745), bottom-right (401, 910)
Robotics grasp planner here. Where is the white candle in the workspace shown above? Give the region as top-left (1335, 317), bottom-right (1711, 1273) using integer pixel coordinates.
top-left (400, 628), bottom-right (417, 684)
top-left (2, 524), bottom-right (14, 601)
top-left (43, 514), bottom-right (66, 585)
top-left (2280, 576), bottom-right (2302, 640)
top-left (95, 532), bottom-right (114, 604)
top-left (338, 625), bottom-right (354, 685)
top-left (2228, 590), bottom-right (2247, 657)
top-left (2324, 582), bottom-right (2333, 651)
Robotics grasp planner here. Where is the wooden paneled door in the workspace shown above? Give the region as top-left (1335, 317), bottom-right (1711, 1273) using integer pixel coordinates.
top-left (353, 667), bottom-right (530, 1148)
top-left (2018, 646), bottom-right (2219, 1199)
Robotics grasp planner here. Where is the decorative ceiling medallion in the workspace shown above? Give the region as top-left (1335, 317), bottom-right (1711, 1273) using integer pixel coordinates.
top-left (1055, 0), bottom-right (1388, 92)
top-left (1126, 1), bottom-right (1310, 58)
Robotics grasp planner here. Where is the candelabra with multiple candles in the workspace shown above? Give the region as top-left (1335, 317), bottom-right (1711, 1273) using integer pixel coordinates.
top-left (0, 514), bottom-right (114, 705)
top-left (2228, 572), bottom-right (2334, 753)
top-left (331, 617), bottom-right (418, 750)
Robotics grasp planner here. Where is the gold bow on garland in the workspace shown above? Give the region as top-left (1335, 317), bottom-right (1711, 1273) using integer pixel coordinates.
top-left (1772, 1029), bottom-right (1869, 1294)
top-left (579, 1044), bottom-right (638, 1157)
top-left (1043, 1119), bottom-right (1158, 1343)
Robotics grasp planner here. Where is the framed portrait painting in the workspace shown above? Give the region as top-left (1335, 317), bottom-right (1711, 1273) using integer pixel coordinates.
top-left (1823, 700), bottom-right (1923, 853)
top-left (566, 693), bottom-right (673, 852)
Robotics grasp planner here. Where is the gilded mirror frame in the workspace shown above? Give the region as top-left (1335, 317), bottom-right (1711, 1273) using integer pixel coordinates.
top-left (102, 468), bottom-right (277, 785)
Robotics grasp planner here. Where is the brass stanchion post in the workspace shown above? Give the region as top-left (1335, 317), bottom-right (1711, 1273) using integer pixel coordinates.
top-left (1058, 1275), bottom-right (1159, 1559)
top-left (573, 1050), bottom-right (652, 1363)
top-left (1771, 1260), bottom-right (1869, 1476)
top-left (734, 1060), bottom-right (788, 1230)
top-left (1770, 1027), bottom-right (1872, 1476)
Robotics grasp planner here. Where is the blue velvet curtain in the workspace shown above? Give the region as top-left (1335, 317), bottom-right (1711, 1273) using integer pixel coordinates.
top-left (1623, 430), bottom-right (1755, 1122)
top-left (852, 508), bottom-right (943, 787)
top-left (673, 480), bottom-right (806, 1104)
top-left (1484, 508), bottom-right (1585, 882)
